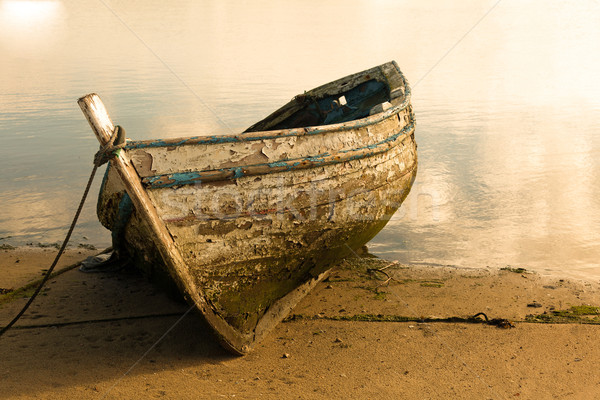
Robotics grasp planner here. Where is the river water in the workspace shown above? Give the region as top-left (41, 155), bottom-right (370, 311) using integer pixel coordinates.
top-left (1, 0), bottom-right (599, 279)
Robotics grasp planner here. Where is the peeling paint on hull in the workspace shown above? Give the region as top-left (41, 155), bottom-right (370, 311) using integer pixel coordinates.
top-left (95, 61), bottom-right (417, 354)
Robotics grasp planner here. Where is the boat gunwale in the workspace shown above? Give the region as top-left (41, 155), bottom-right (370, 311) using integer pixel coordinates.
top-left (142, 120), bottom-right (415, 188)
top-left (123, 62), bottom-right (412, 150)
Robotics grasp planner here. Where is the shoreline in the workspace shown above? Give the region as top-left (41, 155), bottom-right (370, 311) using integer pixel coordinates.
top-left (2, 248), bottom-right (600, 398)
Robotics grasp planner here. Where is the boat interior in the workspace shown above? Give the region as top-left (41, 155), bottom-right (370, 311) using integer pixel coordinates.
top-left (244, 79), bottom-right (391, 133)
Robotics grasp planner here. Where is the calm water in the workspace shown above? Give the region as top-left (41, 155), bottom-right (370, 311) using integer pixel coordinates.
top-left (1, 0), bottom-right (599, 279)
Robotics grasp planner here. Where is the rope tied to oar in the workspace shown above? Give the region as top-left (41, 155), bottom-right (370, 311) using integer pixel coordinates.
top-left (94, 125), bottom-right (127, 167)
top-left (0, 126), bottom-right (125, 338)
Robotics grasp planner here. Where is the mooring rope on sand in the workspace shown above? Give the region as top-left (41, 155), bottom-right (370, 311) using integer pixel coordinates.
top-left (0, 127), bottom-right (125, 338)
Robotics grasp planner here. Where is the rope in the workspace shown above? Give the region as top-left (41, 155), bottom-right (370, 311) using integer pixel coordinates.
top-left (94, 125), bottom-right (127, 167)
top-left (0, 127), bottom-right (123, 337)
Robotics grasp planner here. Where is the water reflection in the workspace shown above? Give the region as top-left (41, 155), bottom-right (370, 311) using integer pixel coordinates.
top-left (0, 1), bottom-right (64, 34)
top-left (372, 103), bottom-right (600, 279)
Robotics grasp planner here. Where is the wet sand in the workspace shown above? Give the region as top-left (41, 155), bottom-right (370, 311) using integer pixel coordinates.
top-left (2, 248), bottom-right (600, 399)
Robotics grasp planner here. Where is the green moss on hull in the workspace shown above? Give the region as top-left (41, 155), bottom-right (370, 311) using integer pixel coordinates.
top-left (208, 216), bottom-right (400, 334)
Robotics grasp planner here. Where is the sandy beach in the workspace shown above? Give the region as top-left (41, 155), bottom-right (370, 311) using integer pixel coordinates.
top-left (2, 247), bottom-right (600, 399)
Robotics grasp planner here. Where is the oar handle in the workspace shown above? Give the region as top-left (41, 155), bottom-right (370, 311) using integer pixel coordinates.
top-left (78, 93), bottom-right (116, 145)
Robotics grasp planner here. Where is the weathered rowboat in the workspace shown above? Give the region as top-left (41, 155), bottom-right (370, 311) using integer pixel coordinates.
top-left (78, 61), bottom-right (417, 355)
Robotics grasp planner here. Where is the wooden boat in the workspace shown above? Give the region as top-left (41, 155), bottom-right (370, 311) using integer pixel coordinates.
top-left (78, 61), bottom-right (417, 355)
